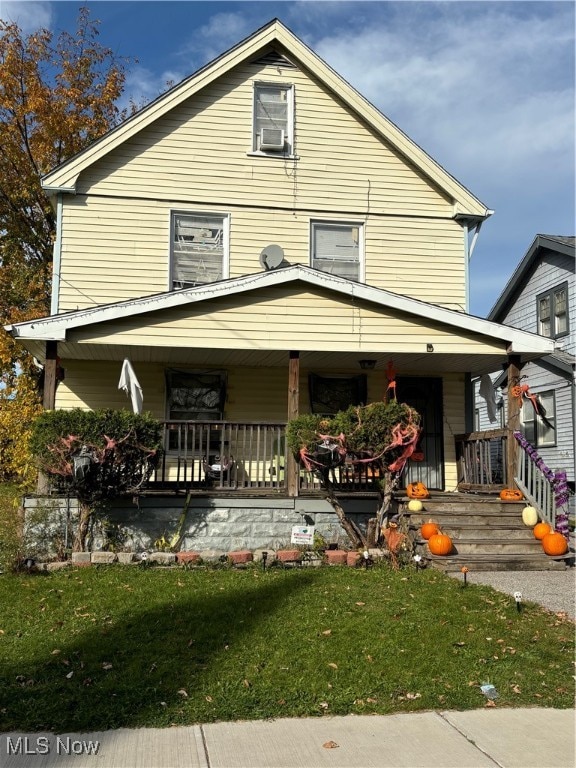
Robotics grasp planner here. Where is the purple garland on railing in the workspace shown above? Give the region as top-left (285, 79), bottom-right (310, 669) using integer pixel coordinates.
top-left (513, 431), bottom-right (571, 540)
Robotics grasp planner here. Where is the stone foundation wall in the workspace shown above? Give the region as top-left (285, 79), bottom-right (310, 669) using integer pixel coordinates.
top-left (23, 495), bottom-right (379, 555)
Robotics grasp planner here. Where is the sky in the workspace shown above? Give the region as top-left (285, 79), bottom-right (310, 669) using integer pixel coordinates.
top-left (2, 0), bottom-right (574, 318)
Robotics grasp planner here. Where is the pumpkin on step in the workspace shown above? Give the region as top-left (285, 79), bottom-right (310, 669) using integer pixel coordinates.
top-left (420, 520), bottom-right (439, 540)
top-left (541, 531), bottom-right (568, 557)
top-left (407, 499), bottom-right (424, 512)
top-left (428, 532), bottom-right (453, 556)
top-left (521, 505), bottom-right (538, 527)
top-left (406, 481), bottom-right (430, 499)
top-left (499, 488), bottom-right (523, 502)
top-left (533, 521), bottom-right (551, 540)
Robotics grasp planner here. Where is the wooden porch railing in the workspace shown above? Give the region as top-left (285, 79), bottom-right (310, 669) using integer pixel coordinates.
top-left (455, 429), bottom-right (557, 528)
top-left (514, 436), bottom-right (556, 529)
top-left (150, 421), bottom-right (379, 494)
top-left (455, 429), bottom-right (508, 490)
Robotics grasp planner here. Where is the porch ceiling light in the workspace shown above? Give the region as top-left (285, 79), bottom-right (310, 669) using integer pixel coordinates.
top-left (359, 359), bottom-right (376, 370)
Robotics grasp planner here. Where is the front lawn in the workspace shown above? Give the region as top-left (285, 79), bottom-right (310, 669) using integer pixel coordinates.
top-left (0, 564), bottom-right (573, 731)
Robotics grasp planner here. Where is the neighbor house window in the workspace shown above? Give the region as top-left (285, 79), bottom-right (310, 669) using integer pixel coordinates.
top-left (311, 222), bottom-right (362, 281)
top-left (521, 389), bottom-right (556, 447)
top-left (253, 83), bottom-right (293, 153)
top-left (537, 283), bottom-right (569, 338)
top-left (171, 212), bottom-right (227, 289)
top-left (309, 373), bottom-right (367, 416)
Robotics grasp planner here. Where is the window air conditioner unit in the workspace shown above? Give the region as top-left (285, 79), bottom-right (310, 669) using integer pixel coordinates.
top-left (259, 128), bottom-right (285, 151)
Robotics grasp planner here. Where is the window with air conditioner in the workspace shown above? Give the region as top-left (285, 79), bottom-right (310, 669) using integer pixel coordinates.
top-left (253, 83), bottom-right (293, 154)
top-left (520, 389), bottom-right (556, 447)
top-left (171, 212), bottom-right (228, 289)
top-left (537, 283), bottom-right (569, 339)
top-left (311, 221), bottom-right (362, 281)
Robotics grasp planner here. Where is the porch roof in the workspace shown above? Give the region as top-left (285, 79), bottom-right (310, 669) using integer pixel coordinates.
top-left (6, 267), bottom-right (555, 376)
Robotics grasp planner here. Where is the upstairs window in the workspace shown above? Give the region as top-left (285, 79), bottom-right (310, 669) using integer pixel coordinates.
top-left (521, 389), bottom-right (556, 448)
top-left (171, 212), bottom-right (227, 289)
top-left (537, 283), bottom-right (569, 338)
top-left (253, 83), bottom-right (293, 154)
top-left (311, 222), bottom-right (362, 281)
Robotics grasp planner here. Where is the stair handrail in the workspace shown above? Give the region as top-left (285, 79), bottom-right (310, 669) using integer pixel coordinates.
top-left (513, 431), bottom-right (571, 537)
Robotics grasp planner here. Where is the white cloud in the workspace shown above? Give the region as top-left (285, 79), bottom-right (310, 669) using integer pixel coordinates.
top-left (309, 3), bottom-right (574, 191)
top-left (1, 0), bottom-right (52, 31)
top-left (176, 12), bottom-right (255, 71)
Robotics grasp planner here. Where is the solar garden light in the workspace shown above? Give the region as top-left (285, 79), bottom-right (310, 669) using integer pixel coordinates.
top-left (514, 591), bottom-right (522, 612)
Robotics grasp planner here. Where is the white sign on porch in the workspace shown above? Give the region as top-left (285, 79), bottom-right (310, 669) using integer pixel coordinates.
top-left (291, 525), bottom-right (315, 546)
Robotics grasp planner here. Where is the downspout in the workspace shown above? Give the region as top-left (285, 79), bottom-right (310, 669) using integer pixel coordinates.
top-left (463, 221), bottom-right (470, 313)
top-left (50, 193), bottom-right (63, 316)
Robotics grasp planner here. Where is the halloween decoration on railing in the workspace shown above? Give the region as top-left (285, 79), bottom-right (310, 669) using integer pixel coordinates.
top-left (513, 431), bottom-right (571, 541)
top-left (286, 401), bottom-right (422, 549)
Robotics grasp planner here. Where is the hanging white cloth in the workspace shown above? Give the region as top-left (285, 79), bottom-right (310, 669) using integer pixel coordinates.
top-left (479, 373), bottom-right (497, 423)
top-left (118, 359), bottom-right (143, 414)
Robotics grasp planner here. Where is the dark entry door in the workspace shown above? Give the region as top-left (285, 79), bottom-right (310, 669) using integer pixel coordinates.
top-left (395, 377), bottom-right (444, 490)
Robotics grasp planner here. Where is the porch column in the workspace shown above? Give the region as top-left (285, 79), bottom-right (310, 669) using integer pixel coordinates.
top-left (506, 354), bottom-right (521, 487)
top-left (286, 350), bottom-right (300, 497)
top-left (43, 340), bottom-right (58, 410)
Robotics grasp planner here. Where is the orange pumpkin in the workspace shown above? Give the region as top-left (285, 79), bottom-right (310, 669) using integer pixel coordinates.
top-left (533, 521), bottom-right (551, 540)
top-left (541, 531), bottom-right (568, 557)
top-left (421, 520), bottom-right (439, 540)
top-left (407, 481), bottom-right (430, 500)
top-left (499, 488), bottom-right (523, 502)
top-left (428, 532), bottom-right (453, 556)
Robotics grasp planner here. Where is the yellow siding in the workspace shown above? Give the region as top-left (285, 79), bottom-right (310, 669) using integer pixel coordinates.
top-left (57, 199), bottom-right (465, 312)
top-left (442, 374), bottom-right (466, 491)
top-left (55, 361), bottom-right (463, 491)
top-left (67, 286), bottom-right (504, 355)
top-left (56, 59), bottom-right (466, 314)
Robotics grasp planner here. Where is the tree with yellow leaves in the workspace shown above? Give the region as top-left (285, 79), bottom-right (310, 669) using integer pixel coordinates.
top-left (0, 7), bottom-right (133, 482)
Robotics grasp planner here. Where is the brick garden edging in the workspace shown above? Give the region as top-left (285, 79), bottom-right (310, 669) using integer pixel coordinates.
top-left (31, 547), bottom-right (387, 570)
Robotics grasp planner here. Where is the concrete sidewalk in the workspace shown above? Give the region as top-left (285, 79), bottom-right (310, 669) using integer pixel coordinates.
top-left (2, 708), bottom-right (574, 768)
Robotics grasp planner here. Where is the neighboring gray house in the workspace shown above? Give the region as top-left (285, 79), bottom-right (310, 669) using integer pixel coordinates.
top-left (474, 234), bottom-right (575, 514)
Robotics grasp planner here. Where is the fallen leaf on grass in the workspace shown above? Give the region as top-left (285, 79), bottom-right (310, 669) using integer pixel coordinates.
top-left (485, 700), bottom-right (496, 708)
top-left (65, 671), bottom-right (74, 679)
top-left (328, 663), bottom-right (338, 669)
top-left (321, 629), bottom-right (332, 636)
top-left (51, 649), bottom-right (61, 655)
top-left (102, 663), bottom-right (113, 670)
top-left (511, 685), bottom-right (521, 694)
top-left (319, 701), bottom-right (329, 710)
top-left (355, 602), bottom-right (365, 606)
top-left (243, 679), bottom-right (251, 688)
top-left (205, 696), bottom-right (213, 702)
top-left (323, 741), bottom-right (339, 749)
top-left (177, 689), bottom-right (188, 698)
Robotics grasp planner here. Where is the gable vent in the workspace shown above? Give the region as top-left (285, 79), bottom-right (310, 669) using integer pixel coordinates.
top-left (251, 51), bottom-right (296, 69)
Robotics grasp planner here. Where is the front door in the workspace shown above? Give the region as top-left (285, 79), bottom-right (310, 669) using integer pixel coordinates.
top-left (396, 376), bottom-right (444, 490)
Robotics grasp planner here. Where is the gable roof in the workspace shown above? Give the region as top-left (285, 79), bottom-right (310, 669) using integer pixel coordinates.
top-left (6, 265), bottom-right (554, 358)
top-left (41, 19), bottom-right (490, 219)
top-left (488, 234), bottom-right (575, 321)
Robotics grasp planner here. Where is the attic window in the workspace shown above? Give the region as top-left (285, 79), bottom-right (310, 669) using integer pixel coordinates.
top-left (253, 82), bottom-right (293, 154)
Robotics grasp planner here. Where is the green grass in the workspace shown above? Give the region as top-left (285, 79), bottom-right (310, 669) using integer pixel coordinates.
top-left (0, 564), bottom-right (573, 732)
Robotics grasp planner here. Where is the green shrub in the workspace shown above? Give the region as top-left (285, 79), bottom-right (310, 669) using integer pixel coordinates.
top-left (29, 409), bottom-right (163, 551)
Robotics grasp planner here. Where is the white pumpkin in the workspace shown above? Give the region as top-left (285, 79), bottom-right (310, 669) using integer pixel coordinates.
top-left (522, 505), bottom-right (538, 527)
top-left (407, 499), bottom-right (424, 512)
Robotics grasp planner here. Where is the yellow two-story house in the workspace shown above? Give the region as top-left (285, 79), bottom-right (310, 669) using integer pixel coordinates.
top-left (7, 20), bottom-right (554, 551)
